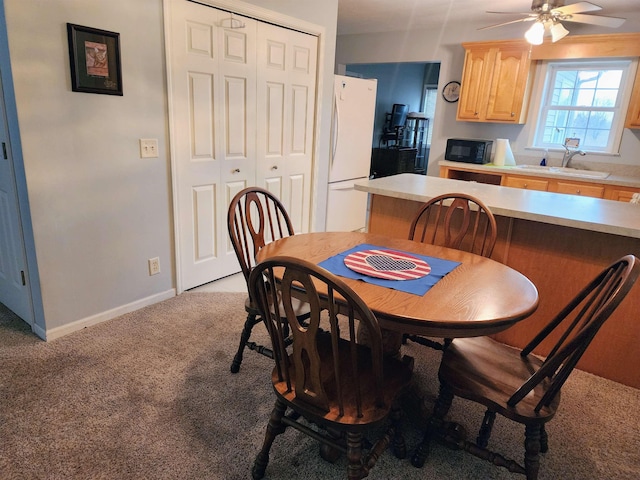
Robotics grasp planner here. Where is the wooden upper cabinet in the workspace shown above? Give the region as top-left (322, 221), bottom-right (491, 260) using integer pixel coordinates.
top-left (485, 47), bottom-right (533, 122)
top-left (457, 47), bottom-right (490, 121)
top-left (625, 66), bottom-right (640, 129)
top-left (458, 40), bottom-right (533, 124)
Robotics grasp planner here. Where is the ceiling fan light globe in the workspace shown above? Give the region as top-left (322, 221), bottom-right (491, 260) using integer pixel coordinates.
top-left (525, 21), bottom-right (545, 45)
top-left (551, 22), bottom-right (569, 42)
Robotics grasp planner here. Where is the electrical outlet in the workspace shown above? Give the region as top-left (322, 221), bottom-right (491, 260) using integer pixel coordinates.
top-left (140, 139), bottom-right (159, 158)
top-left (148, 257), bottom-right (160, 276)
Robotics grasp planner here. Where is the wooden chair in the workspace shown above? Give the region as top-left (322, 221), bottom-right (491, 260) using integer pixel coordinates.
top-left (405, 192), bottom-right (498, 350)
top-left (227, 187), bottom-right (308, 373)
top-left (408, 192), bottom-right (497, 257)
top-left (249, 256), bottom-right (414, 480)
top-left (411, 254), bottom-right (640, 480)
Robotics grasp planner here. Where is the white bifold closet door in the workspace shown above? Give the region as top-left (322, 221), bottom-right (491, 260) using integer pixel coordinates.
top-left (169, 0), bottom-right (318, 290)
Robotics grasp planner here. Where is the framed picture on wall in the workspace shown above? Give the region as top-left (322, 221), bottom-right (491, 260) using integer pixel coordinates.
top-left (67, 23), bottom-right (123, 96)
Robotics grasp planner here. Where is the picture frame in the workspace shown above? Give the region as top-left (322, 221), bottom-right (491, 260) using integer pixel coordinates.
top-left (67, 23), bottom-right (123, 96)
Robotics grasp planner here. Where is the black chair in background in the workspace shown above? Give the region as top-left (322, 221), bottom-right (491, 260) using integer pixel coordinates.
top-left (379, 103), bottom-right (409, 148)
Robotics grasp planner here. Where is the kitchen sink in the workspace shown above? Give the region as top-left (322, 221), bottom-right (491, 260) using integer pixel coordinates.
top-left (513, 164), bottom-right (610, 179)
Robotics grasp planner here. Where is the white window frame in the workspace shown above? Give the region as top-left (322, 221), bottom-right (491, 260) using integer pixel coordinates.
top-left (529, 58), bottom-right (637, 155)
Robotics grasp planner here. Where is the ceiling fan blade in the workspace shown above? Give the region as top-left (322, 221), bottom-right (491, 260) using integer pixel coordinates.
top-left (564, 13), bottom-right (626, 28)
top-left (553, 2), bottom-right (602, 15)
top-left (485, 11), bottom-right (536, 16)
top-left (478, 17), bottom-right (536, 31)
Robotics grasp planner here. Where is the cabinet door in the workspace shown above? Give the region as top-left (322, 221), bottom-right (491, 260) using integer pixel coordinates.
top-left (457, 48), bottom-right (491, 121)
top-left (484, 47), bottom-right (531, 123)
top-left (556, 182), bottom-right (604, 198)
top-left (625, 67), bottom-right (640, 129)
top-left (504, 176), bottom-right (549, 191)
top-left (606, 187), bottom-right (640, 202)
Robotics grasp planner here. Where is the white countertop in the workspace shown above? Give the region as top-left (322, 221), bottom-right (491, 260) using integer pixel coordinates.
top-left (354, 174), bottom-right (640, 239)
top-left (439, 160), bottom-right (640, 188)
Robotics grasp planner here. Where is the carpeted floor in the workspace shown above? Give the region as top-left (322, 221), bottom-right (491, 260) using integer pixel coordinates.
top-left (1, 293), bottom-right (639, 479)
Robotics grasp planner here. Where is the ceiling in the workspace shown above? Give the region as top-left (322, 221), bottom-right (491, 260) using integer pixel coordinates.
top-left (337, 0), bottom-right (640, 36)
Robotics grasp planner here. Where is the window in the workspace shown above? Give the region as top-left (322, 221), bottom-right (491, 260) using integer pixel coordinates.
top-left (532, 59), bottom-right (636, 153)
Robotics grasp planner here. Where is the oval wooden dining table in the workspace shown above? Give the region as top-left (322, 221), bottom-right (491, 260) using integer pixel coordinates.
top-left (256, 231), bottom-right (539, 339)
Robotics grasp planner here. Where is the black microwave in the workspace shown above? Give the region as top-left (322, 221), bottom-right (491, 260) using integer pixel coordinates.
top-left (445, 138), bottom-right (493, 164)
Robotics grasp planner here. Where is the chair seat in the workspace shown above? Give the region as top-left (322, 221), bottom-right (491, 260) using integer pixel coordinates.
top-left (439, 337), bottom-right (559, 424)
top-left (273, 333), bottom-right (414, 429)
top-left (246, 294), bottom-right (311, 319)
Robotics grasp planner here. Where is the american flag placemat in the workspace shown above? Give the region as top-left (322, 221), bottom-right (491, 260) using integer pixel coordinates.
top-left (318, 243), bottom-right (460, 296)
top-left (344, 249), bottom-right (431, 280)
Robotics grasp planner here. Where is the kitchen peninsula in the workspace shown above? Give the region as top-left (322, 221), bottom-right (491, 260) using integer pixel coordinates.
top-left (354, 174), bottom-right (640, 388)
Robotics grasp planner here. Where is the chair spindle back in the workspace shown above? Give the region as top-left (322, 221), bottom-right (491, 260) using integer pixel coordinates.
top-left (408, 193), bottom-right (497, 258)
top-left (228, 187), bottom-right (294, 286)
top-left (250, 256), bottom-right (386, 417)
top-left (509, 254), bottom-right (640, 412)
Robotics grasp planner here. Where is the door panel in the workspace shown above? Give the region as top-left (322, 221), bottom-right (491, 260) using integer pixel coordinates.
top-left (171, 0), bottom-right (254, 289)
top-left (289, 174), bottom-right (305, 233)
top-left (291, 85), bottom-right (308, 153)
top-left (224, 76), bottom-right (249, 157)
top-left (256, 22), bottom-right (317, 233)
top-left (266, 83), bottom-right (284, 155)
top-left (192, 185), bottom-right (216, 261)
top-left (189, 73), bottom-right (215, 158)
top-left (225, 180), bottom-right (247, 254)
top-left (0, 71), bottom-right (31, 322)
top-left (264, 177), bottom-right (282, 197)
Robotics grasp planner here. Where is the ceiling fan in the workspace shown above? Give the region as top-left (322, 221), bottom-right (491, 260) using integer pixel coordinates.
top-left (481, 1), bottom-right (626, 45)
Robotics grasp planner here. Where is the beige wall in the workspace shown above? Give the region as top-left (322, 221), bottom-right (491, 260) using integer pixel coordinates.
top-left (3, 0), bottom-right (338, 337)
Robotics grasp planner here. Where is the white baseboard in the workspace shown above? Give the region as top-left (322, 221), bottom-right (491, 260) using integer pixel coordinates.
top-left (44, 289), bottom-right (176, 341)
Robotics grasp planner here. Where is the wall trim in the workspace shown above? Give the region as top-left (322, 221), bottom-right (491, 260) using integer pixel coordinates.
top-left (43, 289), bottom-right (176, 341)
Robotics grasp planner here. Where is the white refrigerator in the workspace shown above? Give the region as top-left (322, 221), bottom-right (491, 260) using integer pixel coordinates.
top-left (326, 74), bottom-right (377, 232)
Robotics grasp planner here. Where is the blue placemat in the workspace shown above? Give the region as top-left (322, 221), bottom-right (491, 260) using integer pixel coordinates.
top-left (318, 243), bottom-right (461, 296)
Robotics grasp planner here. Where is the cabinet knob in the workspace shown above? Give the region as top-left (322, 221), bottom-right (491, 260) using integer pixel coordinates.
top-left (523, 183), bottom-right (528, 188)
top-left (576, 190), bottom-right (581, 195)
top-left (233, 168), bottom-right (240, 173)
top-left (511, 112), bottom-right (515, 117)
top-left (271, 165), bottom-right (278, 170)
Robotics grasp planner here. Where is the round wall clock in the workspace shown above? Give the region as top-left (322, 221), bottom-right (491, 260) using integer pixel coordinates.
top-left (442, 81), bottom-right (461, 103)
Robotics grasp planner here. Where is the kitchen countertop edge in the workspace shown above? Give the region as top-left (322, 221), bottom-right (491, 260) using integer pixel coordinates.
top-left (354, 174), bottom-right (640, 239)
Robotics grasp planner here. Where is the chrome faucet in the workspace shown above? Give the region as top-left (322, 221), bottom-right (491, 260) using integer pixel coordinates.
top-left (561, 146), bottom-right (586, 168)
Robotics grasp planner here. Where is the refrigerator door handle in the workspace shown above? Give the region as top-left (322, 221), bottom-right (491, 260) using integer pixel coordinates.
top-left (331, 94), bottom-right (339, 168)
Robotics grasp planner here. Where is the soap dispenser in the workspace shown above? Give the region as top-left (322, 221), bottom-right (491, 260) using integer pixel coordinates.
top-left (540, 149), bottom-right (548, 167)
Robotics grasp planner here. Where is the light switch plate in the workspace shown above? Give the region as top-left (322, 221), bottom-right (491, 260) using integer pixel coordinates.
top-left (140, 139), bottom-right (159, 158)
